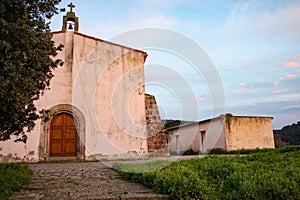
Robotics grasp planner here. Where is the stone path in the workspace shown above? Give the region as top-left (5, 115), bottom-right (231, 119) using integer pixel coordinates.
top-left (10, 162), bottom-right (170, 200)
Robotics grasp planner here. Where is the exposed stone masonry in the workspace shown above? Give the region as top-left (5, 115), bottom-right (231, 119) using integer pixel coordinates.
top-left (145, 94), bottom-right (167, 152)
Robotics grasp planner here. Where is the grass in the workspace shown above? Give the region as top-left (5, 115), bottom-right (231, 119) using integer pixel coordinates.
top-left (113, 146), bottom-right (300, 200)
top-left (171, 146), bottom-right (285, 156)
top-left (65, 179), bottom-right (79, 185)
top-left (209, 145), bottom-right (299, 155)
top-left (46, 177), bottom-right (56, 182)
top-left (0, 163), bottom-right (31, 199)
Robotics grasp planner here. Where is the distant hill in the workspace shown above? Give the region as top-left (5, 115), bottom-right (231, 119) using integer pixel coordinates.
top-left (274, 121), bottom-right (300, 145)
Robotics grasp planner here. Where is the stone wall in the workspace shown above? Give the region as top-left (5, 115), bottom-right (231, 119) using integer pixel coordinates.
top-left (145, 94), bottom-right (167, 152)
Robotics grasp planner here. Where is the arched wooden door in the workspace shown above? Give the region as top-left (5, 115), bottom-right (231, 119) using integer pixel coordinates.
top-left (50, 113), bottom-right (77, 157)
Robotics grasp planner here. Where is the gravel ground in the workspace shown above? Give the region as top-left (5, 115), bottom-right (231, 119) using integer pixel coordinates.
top-left (10, 162), bottom-right (170, 200)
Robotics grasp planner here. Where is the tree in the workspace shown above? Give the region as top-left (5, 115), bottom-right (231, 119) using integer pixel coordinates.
top-left (0, 0), bottom-right (63, 142)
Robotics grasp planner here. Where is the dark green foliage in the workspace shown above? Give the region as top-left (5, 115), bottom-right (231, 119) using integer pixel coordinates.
top-left (274, 121), bottom-right (300, 145)
top-left (0, 163), bottom-right (31, 199)
top-left (208, 148), bottom-right (227, 154)
top-left (209, 147), bottom-right (275, 155)
top-left (0, 0), bottom-right (63, 141)
top-left (163, 120), bottom-right (182, 129)
top-left (115, 147), bottom-right (300, 200)
top-left (170, 148), bottom-right (200, 155)
top-left (274, 133), bottom-right (286, 148)
top-left (162, 119), bottom-right (194, 129)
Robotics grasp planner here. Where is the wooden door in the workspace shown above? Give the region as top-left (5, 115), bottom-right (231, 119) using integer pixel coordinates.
top-left (50, 113), bottom-right (77, 157)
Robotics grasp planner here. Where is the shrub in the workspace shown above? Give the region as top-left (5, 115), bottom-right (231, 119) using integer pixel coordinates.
top-left (274, 133), bottom-right (286, 148)
top-left (0, 163), bottom-right (31, 199)
top-left (170, 149), bottom-right (200, 156)
top-left (209, 147), bottom-right (275, 155)
top-left (115, 146), bottom-right (300, 199)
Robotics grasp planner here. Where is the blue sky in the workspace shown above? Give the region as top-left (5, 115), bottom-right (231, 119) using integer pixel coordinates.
top-left (50, 0), bottom-right (300, 129)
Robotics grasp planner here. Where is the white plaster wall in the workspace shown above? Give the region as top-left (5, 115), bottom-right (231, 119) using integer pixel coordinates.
top-left (72, 33), bottom-right (147, 157)
top-left (168, 123), bottom-right (200, 153)
top-left (0, 31), bottom-right (148, 162)
top-left (167, 118), bottom-right (226, 154)
top-left (199, 119), bottom-right (226, 153)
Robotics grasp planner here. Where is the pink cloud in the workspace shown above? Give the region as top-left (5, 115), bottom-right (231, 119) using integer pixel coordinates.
top-left (272, 89), bottom-right (289, 94)
top-left (239, 82), bottom-right (246, 86)
top-left (297, 69), bottom-right (300, 73)
top-left (192, 95), bottom-right (205, 101)
top-left (281, 54), bottom-right (300, 68)
top-left (283, 61), bottom-right (299, 68)
top-left (273, 80), bottom-right (278, 87)
top-left (234, 87), bottom-right (247, 94)
top-left (286, 74), bottom-right (297, 79)
top-left (249, 63), bottom-right (259, 68)
top-left (234, 82), bottom-right (250, 94)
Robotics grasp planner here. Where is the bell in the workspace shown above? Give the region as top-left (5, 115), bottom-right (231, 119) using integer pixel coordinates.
top-left (68, 23), bottom-right (73, 30)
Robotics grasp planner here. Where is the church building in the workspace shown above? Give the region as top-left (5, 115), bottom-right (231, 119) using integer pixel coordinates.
top-left (0, 3), bottom-right (166, 162)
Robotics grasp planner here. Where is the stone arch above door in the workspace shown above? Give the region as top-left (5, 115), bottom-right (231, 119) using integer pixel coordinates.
top-left (39, 104), bottom-right (85, 161)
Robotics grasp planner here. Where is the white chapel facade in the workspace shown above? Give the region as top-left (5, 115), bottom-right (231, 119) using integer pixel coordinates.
top-left (0, 4), bottom-right (164, 162)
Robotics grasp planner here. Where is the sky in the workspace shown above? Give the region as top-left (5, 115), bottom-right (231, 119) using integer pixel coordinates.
top-left (50, 0), bottom-right (300, 129)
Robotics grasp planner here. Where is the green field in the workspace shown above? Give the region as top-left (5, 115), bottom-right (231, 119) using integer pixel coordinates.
top-left (114, 146), bottom-right (300, 200)
top-left (0, 163), bottom-right (31, 199)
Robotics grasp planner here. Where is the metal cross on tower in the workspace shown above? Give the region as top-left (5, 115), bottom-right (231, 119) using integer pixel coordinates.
top-left (62, 2), bottom-right (79, 32)
top-left (68, 2), bottom-right (75, 13)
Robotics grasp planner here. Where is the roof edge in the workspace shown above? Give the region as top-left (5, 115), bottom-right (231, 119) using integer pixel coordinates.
top-left (51, 31), bottom-right (147, 56)
top-left (164, 113), bottom-right (273, 131)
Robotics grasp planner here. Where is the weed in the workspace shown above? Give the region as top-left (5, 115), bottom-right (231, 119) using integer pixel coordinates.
top-left (65, 179), bottom-right (79, 185)
top-left (46, 178), bottom-right (56, 182)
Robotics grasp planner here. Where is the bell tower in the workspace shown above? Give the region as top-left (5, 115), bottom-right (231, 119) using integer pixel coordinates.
top-left (62, 2), bottom-right (79, 32)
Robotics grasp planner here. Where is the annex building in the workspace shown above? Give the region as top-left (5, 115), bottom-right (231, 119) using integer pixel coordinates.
top-left (166, 114), bottom-right (275, 154)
